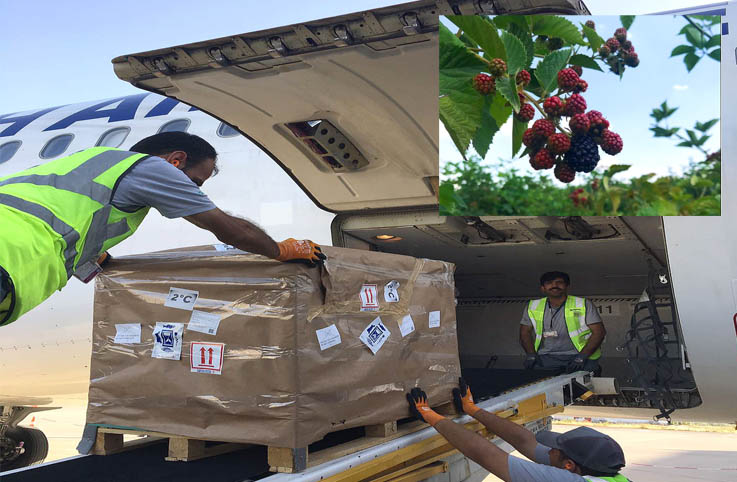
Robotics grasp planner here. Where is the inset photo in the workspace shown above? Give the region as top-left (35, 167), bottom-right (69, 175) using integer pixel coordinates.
top-left (439, 14), bottom-right (721, 216)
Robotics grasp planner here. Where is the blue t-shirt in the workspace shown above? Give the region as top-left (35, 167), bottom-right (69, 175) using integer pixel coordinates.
top-left (112, 156), bottom-right (216, 218)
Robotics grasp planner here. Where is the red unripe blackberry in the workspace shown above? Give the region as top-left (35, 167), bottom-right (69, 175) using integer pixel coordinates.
top-left (515, 103), bottom-right (535, 122)
top-left (600, 129), bottom-right (623, 155)
top-left (621, 40), bottom-right (633, 52)
top-left (532, 119), bottom-right (555, 138)
top-left (516, 69), bottom-right (531, 86)
top-left (586, 110), bottom-right (610, 138)
top-left (573, 79), bottom-right (588, 93)
top-left (569, 113), bottom-right (590, 135)
top-left (585, 20), bottom-right (596, 30)
top-left (624, 52), bottom-right (639, 67)
top-left (564, 93), bottom-right (587, 116)
top-left (473, 73), bottom-right (495, 95)
top-left (555, 162), bottom-right (576, 183)
top-left (489, 58), bottom-right (507, 76)
top-left (523, 128), bottom-right (545, 149)
top-left (557, 68), bottom-right (580, 91)
top-left (530, 148), bottom-right (555, 170)
top-left (543, 96), bottom-right (565, 116)
top-left (547, 133), bottom-right (571, 154)
top-left (615, 27), bottom-right (627, 43)
top-left (571, 65), bottom-right (583, 76)
top-left (598, 45), bottom-right (611, 57)
top-left (606, 37), bottom-right (620, 52)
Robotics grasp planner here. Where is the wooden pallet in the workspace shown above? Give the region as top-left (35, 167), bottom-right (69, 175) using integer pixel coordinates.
top-left (92, 427), bottom-right (250, 462)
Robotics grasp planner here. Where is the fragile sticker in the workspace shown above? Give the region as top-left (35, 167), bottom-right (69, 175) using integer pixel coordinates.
top-left (190, 342), bottom-right (225, 375)
top-left (114, 323), bottom-right (141, 344)
top-left (152, 322), bottom-right (183, 360)
top-left (187, 310), bottom-right (221, 335)
top-left (398, 314), bottom-right (415, 337)
top-left (359, 317), bottom-right (391, 354)
top-left (384, 280), bottom-right (400, 303)
top-left (164, 288), bottom-right (199, 311)
top-left (359, 284), bottom-right (380, 311)
top-left (429, 311), bottom-right (441, 329)
top-left (315, 324), bottom-right (342, 351)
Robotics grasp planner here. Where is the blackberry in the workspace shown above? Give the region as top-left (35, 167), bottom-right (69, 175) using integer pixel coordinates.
top-left (606, 37), bottom-right (620, 53)
top-left (615, 27), bottom-right (627, 43)
top-left (557, 68), bottom-right (580, 91)
top-left (555, 162), bottom-right (576, 183)
top-left (564, 135), bottom-right (600, 172)
top-left (530, 149), bottom-right (555, 170)
top-left (571, 65), bottom-right (583, 77)
top-left (573, 79), bottom-right (588, 93)
top-left (532, 119), bottom-right (555, 138)
top-left (569, 113), bottom-right (590, 135)
top-left (547, 133), bottom-right (571, 154)
top-left (564, 94), bottom-right (587, 116)
top-left (585, 20), bottom-right (596, 30)
top-left (624, 52), bottom-right (639, 67)
top-left (516, 69), bottom-right (531, 86)
top-left (621, 40), bottom-right (633, 52)
top-left (523, 128), bottom-right (545, 150)
top-left (515, 103), bottom-right (535, 122)
top-left (489, 58), bottom-right (507, 76)
top-left (472, 73), bottom-right (495, 95)
top-left (586, 110), bottom-right (610, 138)
top-left (601, 130), bottom-right (623, 155)
top-left (543, 96), bottom-right (565, 116)
top-left (607, 56), bottom-right (624, 74)
top-left (598, 45), bottom-right (611, 57)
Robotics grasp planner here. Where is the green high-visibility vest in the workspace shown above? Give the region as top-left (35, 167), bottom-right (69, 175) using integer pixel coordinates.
top-left (527, 296), bottom-right (601, 360)
top-left (583, 474), bottom-right (629, 481)
top-left (0, 147), bottom-right (151, 325)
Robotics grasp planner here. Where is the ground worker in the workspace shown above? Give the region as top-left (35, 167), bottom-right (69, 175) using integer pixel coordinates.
top-left (0, 132), bottom-right (325, 326)
top-left (520, 271), bottom-right (605, 374)
top-left (406, 379), bottom-right (629, 481)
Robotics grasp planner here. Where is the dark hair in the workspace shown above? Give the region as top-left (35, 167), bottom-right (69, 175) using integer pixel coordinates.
top-left (540, 271), bottom-right (570, 286)
top-left (558, 450), bottom-right (616, 477)
top-left (129, 132), bottom-right (218, 174)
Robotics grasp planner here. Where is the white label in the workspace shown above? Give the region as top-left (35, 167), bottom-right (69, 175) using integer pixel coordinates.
top-left (187, 310), bottom-right (221, 335)
top-left (114, 323), bottom-right (141, 344)
top-left (398, 314), bottom-right (415, 337)
top-left (359, 317), bottom-right (391, 354)
top-left (315, 324), bottom-right (342, 351)
top-left (429, 311), bottom-right (441, 328)
top-left (384, 280), bottom-right (400, 303)
top-left (152, 323), bottom-right (184, 360)
top-left (164, 288), bottom-right (199, 311)
top-left (359, 284), bottom-right (380, 311)
top-left (190, 342), bottom-right (225, 375)
top-left (213, 244), bottom-right (236, 252)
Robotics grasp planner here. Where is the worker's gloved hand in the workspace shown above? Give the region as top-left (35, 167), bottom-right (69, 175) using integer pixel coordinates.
top-left (406, 387), bottom-right (445, 426)
top-left (275, 238), bottom-right (326, 266)
top-left (566, 354), bottom-right (589, 372)
top-left (452, 377), bottom-right (480, 416)
top-left (523, 354), bottom-right (539, 370)
top-left (97, 251), bottom-right (112, 269)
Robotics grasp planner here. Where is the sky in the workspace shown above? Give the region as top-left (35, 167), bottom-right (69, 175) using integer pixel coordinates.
top-left (440, 8), bottom-right (722, 182)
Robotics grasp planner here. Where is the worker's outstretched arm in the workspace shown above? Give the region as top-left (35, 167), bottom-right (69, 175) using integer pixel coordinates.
top-left (185, 208), bottom-right (325, 264)
top-left (453, 378), bottom-right (537, 461)
top-left (407, 388), bottom-right (511, 481)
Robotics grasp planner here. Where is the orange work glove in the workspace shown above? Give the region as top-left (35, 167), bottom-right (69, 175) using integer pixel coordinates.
top-left (406, 387), bottom-right (445, 427)
top-left (452, 377), bottom-right (480, 416)
top-left (275, 238), bottom-right (326, 266)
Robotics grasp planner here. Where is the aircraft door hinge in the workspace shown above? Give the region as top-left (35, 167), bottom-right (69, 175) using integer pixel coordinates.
top-left (268, 36), bottom-right (288, 58)
top-left (401, 12), bottom-right (421, 35)
top-left (333, 25), bottom-right (353, 46)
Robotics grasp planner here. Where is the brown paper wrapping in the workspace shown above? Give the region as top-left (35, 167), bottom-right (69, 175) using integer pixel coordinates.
top-left (85, 246), bottom-right (460, 448)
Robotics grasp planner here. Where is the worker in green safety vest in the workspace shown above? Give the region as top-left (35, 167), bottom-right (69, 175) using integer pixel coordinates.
top-left (0, 132), bottom-right (325, 326)
top-left (406, 379), bottom-right (630, 482)
top-left (519, 271), bottom-right (606, 374)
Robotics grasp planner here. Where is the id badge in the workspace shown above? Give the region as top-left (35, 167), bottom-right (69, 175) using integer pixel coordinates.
top-left (73, 261), bottom-right (103, 283)
top-left (543, 330), bottom-right (558, 338)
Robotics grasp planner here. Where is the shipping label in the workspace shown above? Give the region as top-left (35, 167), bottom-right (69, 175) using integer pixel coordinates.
top-left (316, 324), bottom-right (342, 351)
top-left (114, 323), bottom-right (141, 344)
top-left (429, 311), bottom-right (441, 328)
top-left (187, 310), bottom-right (221, 335)
top-left (398, 314), bottom-right (415, 337)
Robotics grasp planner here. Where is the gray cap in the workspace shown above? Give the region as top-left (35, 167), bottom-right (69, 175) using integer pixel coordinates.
top-left (536, 426), bottom-right (625, 475)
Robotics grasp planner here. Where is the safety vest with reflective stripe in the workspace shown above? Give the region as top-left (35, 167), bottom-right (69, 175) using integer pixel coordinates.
top-left (583, 474), bottom-right (629, 482)
top-left (0, 147), bottom-right (151, 325)
top-left (527, 296), bottom-right (601, 360)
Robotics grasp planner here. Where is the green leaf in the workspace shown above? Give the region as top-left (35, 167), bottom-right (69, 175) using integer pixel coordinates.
top-left (706, 35), bottom-right (721, 49)
top-left (650, 109), bottom-right (664, 122)
top-left (508, 22), bottom-right (534, 69)
top-left (489, 91), bottom-right (513, 128)
top-left (496, 76), bottom-right (520, 113)
top-left (439, 24), bottom-right (488, 95)
top-left (448, 16), bottom-right (506, 61)
top-left (472, 96), bottom-right (499, 159)
top-left (581, 25), bottom-right (604, 53)
top-left (501, 31), bottom-right (528, 75)
top-left (605, 164), bottom-right (631, 177)
top-left (531, 16), bottom-right (585, 46)
top-left (492, 15), bottom-right (530, 33)
top-left (620, 16), bottom-right (635, 30)
top-left (670, 44), bottom-right (695, 57)
top-left (512, 117), bottom-right (528, 158)
top-left (650, 126), bottom-right (678, 137)
top-left (695, 118), bottom-right (719, 132)
top-left (684, 52), bottom-right (700, 71)
top-left (569, 54), bottom-right (603, 72)
top-left (684, 26), bottom-right (705, 48)
top-left (695, 134), bottom-right (710, 147)
top-left (439, 93), bottom-right (483, 157)
top-left (708, 48), bottom-right (721, 61)
top-left (687, 129), bottom-right (699, 143)
top-left (535, 48), bottom-right (572, 94)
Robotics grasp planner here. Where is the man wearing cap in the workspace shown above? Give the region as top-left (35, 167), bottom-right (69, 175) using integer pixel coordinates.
top-left (520, 271), bottom-right (606, 374)
top-left (406, 380), bottom-right (629, 481)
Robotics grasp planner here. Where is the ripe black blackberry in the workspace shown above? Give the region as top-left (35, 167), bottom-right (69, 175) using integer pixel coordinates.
top-left (564, 135), bottom-right (600, 172)
top-left (555, 162), bottom-right (576, 183)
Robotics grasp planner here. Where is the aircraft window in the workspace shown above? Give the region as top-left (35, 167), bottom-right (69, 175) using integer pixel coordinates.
top-left (217, 122), bottom-right (239, 138)
top-left (40, 134), bottom-right (74, 159)
top-left (0, 141), bottom-right (21, 164)
top-left (96, 127), bottom-right (131, 148)
top-left (158, 119), bottom-right (190, 133)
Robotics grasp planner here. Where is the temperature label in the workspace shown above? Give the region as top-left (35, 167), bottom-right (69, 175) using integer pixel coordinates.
top-left (164, 288), bottom-right (199, 311)
top-left (190, 342), bottom-right (225, 375)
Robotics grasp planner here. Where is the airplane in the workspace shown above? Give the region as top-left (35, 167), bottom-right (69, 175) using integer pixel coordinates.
top-left (0, 0), bottom-right (734, 476)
